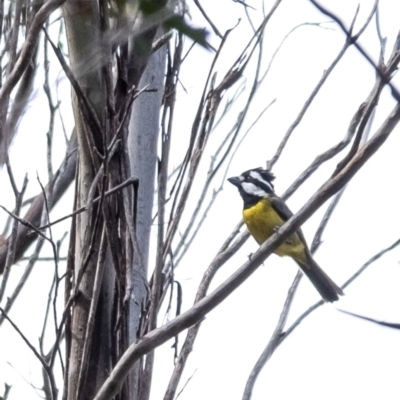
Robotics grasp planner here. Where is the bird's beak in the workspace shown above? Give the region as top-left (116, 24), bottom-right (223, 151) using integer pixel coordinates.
top-left (227, 176), bottom-right (241, 188)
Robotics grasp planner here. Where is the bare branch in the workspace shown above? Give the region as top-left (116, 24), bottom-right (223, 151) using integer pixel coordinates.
top-left (282, 236), bottom-right (400, 340)
top-left (242, 272), bottom-right (301, 400)
top-left (164, 230), bottom-right (248, 400)
top-left (0, 307), bottom-right (58, 400)
top-left (338, 310), bottom-right (400, 329)
top-left (36, 177), bottom-right (137, 231)
top-left (0, 0), bottom-right (67, 163)
top-left (0, 172), bottom-right (28, 303)
top-left (0, 131), bottom-right (77, 274)
top-left (193, 0), bottom-right (222, 38)
top-left (43, 28), bottom-right (105, 147)
top-left (309, 0), bottom-right (400, 101)
top-left (268, 1), bottom-right (378, 170)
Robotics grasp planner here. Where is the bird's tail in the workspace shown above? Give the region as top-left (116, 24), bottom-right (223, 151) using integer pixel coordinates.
top-left (296, 254), bottom-right (343, 303)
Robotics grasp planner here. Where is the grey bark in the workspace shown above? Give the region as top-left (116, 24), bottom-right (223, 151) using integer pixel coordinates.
top-left (63, 1), bottom-right (108, 398)
top-left (127, 39), bottom-right (167, 398)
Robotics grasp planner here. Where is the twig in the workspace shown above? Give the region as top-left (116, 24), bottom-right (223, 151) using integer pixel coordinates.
top-left (76, 228), bottom-right (108, 399)
top-left (163, 230), bottom-right (249, 400)
top-left (309, 0), bottom-right (400, 101)
top-left (165, 1), bottom-right (281, 260)
top-left (0, 307), bottom-right (47, 368)
top-left (281, 104), bottom-right (365, 200)
top-left (42, 28), bottom-right (104, 150)
top-left (40, 274), bottom-right (57, 400)
top-left (242, 272), bottom-right (301, 400)
top-left (173, 97), bottom-right (272, 268)
top-left (36, 174), bottom-right (57, 279)
top-left (175, 369), bottom-right (197, 400)
top-left (35, 177), bottom-right (137, 231)
top-left (164, 28), bottom-right (234, 235)
top-left (268, 1), bottom-right (378, 170)
top-left (193, 0), bottom-right (222, 38)
top-left (1, 383), bottom-right (11, 400)
top-left (0, 0), bottom-right (66, 126)
top-left (0, 235), bottom-right (46, 326)
top-left (0, 307), bottom-right (58, 400)
top-left (20, 256), bottom-right (67, 261)
top-left (282, 236), bottom-right (400, 341)
top-left (0, 172), bottom-right (28, 303)
top-left (338, 309), bottom-right (400, 329)
top-left (0, 131), bottom-right (77, 274)
top-left (152, 30), bottom-right (174, 53)
top-left (311, 188), bottom-right (345, 251)
top-left (43, 21), bottom-right (59, 182)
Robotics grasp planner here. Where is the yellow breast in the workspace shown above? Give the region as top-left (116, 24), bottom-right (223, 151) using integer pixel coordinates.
top-left (242, 198), bottom-right (305, 260)
top-left (243, 198), bottom-right (282, 244)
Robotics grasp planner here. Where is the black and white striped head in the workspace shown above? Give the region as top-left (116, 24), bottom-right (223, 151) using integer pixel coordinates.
top-left (228, 168), bottom-right (275, 206)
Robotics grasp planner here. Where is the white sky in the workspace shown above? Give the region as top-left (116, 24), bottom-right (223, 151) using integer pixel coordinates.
top-left (1, 0), bottom-right (400, 399)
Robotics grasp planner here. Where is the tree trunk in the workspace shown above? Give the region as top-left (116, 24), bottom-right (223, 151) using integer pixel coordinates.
top-left (63, 0), bottom-right (109, 398)
top-left (128, 36), bottom-right (167, 399)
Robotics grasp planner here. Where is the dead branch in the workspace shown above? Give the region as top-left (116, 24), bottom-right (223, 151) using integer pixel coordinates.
top-left (268, 0), bottom-right (378, 170)
top-left (0, 170), bottom-right (28, 303)
top-left (310, 0), bottom-right (400, 101)
top-left (0, 307), bottom-right (58, 400)
top-left (0, 131), bottom-right (77, 274)
top-left (0, 0), bottom-right (67, 163)
top-left (282, 236), bottom-right (400, 340)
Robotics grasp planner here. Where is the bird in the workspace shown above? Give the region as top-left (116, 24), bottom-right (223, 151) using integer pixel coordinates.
top-left (228, 167), bottom-right (343, 302)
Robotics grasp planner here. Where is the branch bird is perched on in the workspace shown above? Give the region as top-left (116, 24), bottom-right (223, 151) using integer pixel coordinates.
top-left (228, 167), bottom-right (343, 302)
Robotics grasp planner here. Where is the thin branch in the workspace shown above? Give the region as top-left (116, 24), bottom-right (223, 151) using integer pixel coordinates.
top-left (43, 28), bottom-right (104, 146)
top-left (281, 104), bottom-right (365, 200)
top-left (0, 308), bottom-right (47, 368)
top-left (0, 172), bottom-right (28, 303)
top-left (0, 0), bottom-right (67, 140)
top-left (43, 21), bottom-right (59, 181)
top-left (309, 0), bottom-right (400, 101)
top-left (152, 30), bottom-right (174, 53)
top-left (36, 177), bottom-right (137, 231)
top-left (338, 310), bottom-right (400, 329)
top-left (268, 1), bottom-right (378, 170)
top-left (76, 228), bottom-right (108, 398)
top-left (175, 369), bottom-right (197, 400)
top-left (242, 272), bottom-right (301, 400)
top-left (163, 230), bottom-right (249, 400)
top-left (282, 236), bottom-right (400, 340)
top-left (0, 236), bottom-right (46, 326)
top-left (0, 131), bottom-right (77, 274)
top-left (165, 1), bottom-right (282, 260)
top-left (0, 308), bottom-right (58, 400)
top-left (193, 0), bottom-right (222, 38)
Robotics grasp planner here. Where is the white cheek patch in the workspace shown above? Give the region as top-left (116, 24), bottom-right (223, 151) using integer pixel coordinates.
top-left (241, 182), bottom-right (269, 197)
top-left (249, 170), bottom-right (273, 192)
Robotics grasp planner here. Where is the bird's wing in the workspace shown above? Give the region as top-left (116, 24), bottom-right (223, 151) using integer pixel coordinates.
top-left (269, 196), bottom-right (293, 221)
top-left (270, 195), bottom-right (309, 247)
